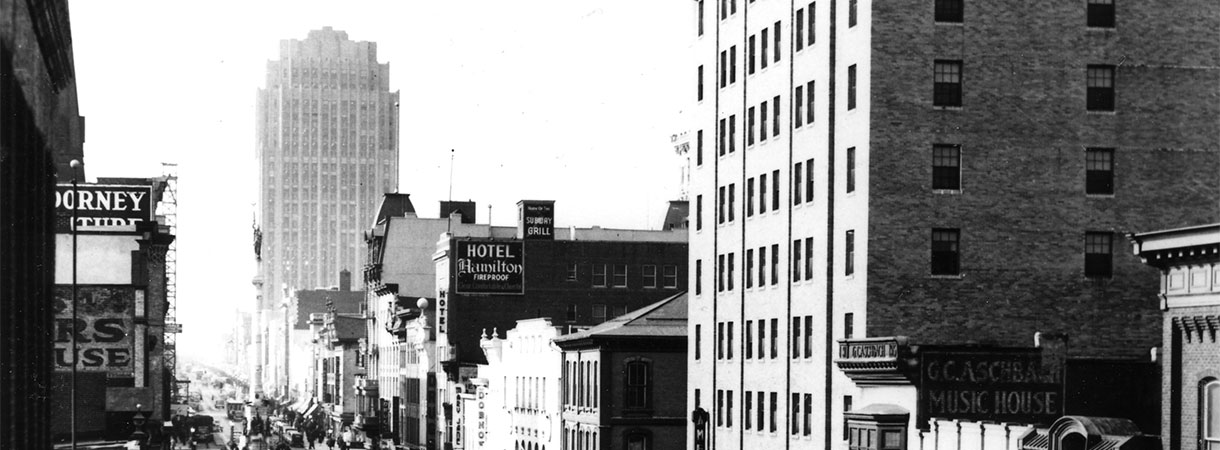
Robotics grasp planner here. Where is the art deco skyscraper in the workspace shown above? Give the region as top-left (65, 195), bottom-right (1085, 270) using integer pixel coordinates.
top-left (256, 27), bottom-right (399, 309)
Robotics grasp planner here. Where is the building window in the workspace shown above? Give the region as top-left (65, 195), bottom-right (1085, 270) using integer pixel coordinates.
top-left (730, 46), bottom-right (737, 84)
top-left (566, 304), bottom-right (577, 322)
top-left (773, 22), bottom-right (782, 63)
top-left (1203, 379), bottom-right (1220, 450)
top-left (746, 321), bottom-right (755, 359)
top-left (794, 162), bottom-right (803, 204)
top-left (795, 85), bottom-right (804, 127)
top-left (748, 107), bottom-right (756, 145)
top-left (931, 228), bottom-right (961, 275)
top-left (593, 304), bottom-right (607, 324)
top-left (932, 144), bottom-right (961, 190)
top-left (729, 115), bottom-right (737, 153)
top-left (697, 65), bottom-right (704, 101)
top-left (759, 173), bottom-right (768, 213)
top-left (698, 0), bottom-right (705, 35)
top-left (747, 177), bottom-right (755, 216)
top-left (761, 28), bottom-right (769, 70)
top-left (769, 391), bottom-right (778, 432)
top-left (772, 169), bottom-right (780, 210)
top-left (846, 230), bottom-right (856, 276)
top-left (791, 393), bottom-right (801, 435)
top-left (847, 64), bottom-right (857, 110)
top-left (792, 317), bottom-right (802, 358)
top-left (770, 318), bottom-right (778, 358)
top-left (568, 263), bottom-right (579, 281)
top-left (760, 100), bottom-right (769, 142)
top-left (625, 360), bottom-right (651, 410)
top-left (746, 390), bottom-right (754, 430)
top-left (642, 265), bottom-right (657, 288)
top-left (695, 324), bottom-right (702, 360)
top-left (1086, 148), bottom-right (1114, 195)
top-left (727, 390), bottom-right (734, 428)
top-left (805, 158), bottom-right (815, 204)
top-left (845, 312), bottom-right (855, 338)
top-left (697, 129), bottom-right (704, 166)
top-left (803, 394), bottom-right (812, 435)
top-left (696, 194), bottom-right (704, 230)
top-left (935, 0), bottom-right (963, 23)
top-left (806, 80), bottom-right (815, 124)
top-left (793, 239), bottom-right (803, 281)
top-left (664, 265), bottom-right (678, 288)
top-left (696, 259), bottom-right (703, 295)
top-left (847, 147), bottom-right (856, 193)
top-left (805, 237), bottom-right (814, 280)
top-left (808, 2), bottom-right (817, 45)
top-left (1085, 232), bottom-right (1113, 278)
top-left (729, 183), bottom-right (736, 222)
top-left (727, 253), bottom-right (735, 291)
top-left (771, 96), bottom-right (781, 137)
top-left (796, 9), bottom-right (805, 51)
top-left (747, 249), bottom-right (755, 288)
top-left (849, 0), bottom-right (858, 27)
top-left (934, 60), bottom-right (963, 107)
top-left (771, 243), bottom-right (779, 285)
top-left (757, 319), bottom-right (766, 358)
top-left (756, 392), bottom-right (765, 431)
top-left (1087, 65), bottom-right (1115, 111)
top-left (1087, 0), bottom-right (1114, 28)
top-left (612, 264), bottom-right (627, 287)
top-left (718, 254), bottom-right (725, 292)
top-left (804, 316), bottom-right (813, 358)
top-left (593, 264), bottom-right (608, 287)
top-left (758, 246), bottom-right (767, 286)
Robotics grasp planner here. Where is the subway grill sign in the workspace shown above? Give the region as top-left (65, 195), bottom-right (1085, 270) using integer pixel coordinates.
top-left (918, 350), bottom-right (1061, 426)
top-left (455, 240), bottom-right (524, 295)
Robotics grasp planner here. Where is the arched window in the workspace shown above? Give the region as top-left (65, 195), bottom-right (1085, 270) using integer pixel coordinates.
top-left (625, 360), bottom-right (651, 410)
top-left (1205, 379), bottom-right (1220, 450)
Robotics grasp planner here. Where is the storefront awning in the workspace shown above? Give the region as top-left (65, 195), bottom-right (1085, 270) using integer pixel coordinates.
top-left (292, 398), bottom-right (310, 412)
top-left (303, 402), bottom-right (319, 417)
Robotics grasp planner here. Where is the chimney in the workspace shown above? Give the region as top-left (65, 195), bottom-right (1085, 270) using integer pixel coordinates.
top-left (339, 269), bottom-right (351, 291)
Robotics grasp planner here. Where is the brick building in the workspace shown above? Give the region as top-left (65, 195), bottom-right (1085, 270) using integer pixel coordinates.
top-left (432, 200), bottom-right (688, 449)
top-left (688, 0), bottom-right (1219, 449)
top-left (0, 0), bottom-right (85, 447)
top-left (1131, 224), bottom-right (1220, 450)
top-left (555, 293), bottom-right (689, 450)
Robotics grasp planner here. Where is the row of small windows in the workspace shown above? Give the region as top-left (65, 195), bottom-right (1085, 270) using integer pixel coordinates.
top-left (694, 146), bottom-right (1112, 227)
top-left (934, 0), bottom-right (1115, 28)
top-left (899, 228), bottom-right (1115, 278)
top-left (564, 304), bottom-right (628, 325)
top-left (572, 263), bottom-right (679, 289)
top-left (698, 0), bottom-right (1115, 39)
top-left (709, 389), bottom-right (814, 435)
top-left (693, 313), bottom-right (855, 361)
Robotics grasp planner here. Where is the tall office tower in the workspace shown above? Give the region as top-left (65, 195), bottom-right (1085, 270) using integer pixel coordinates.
top-left (256, 27), bottom-right (400, 310)
top-left (687, 1), bottom-right (1218, 449)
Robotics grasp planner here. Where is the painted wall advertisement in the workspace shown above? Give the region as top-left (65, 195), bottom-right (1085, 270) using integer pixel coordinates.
top-left (53, 286), bottom-right (135, 374)
top-left (918, 350), bottom-right (1062, 426)
top-left (55, 184), bottom-right (153, 233)
top-left (455, 240), bottom-right (524, 295)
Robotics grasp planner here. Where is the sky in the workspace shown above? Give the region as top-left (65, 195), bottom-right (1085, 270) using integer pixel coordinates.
top-left (69, 0), bottom-right (694, 363)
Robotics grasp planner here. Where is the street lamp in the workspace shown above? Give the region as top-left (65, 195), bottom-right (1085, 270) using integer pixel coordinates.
top-left (130, 403), bottom-right (148, 450)
top-left (69, 158), bottom-right (82, 450)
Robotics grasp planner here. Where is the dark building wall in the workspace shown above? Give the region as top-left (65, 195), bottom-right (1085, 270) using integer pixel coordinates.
top-left (865, 0), bottom-right (1220, 358)
top-left (0, 0), bottom-right (84, 447)
top-left (447, 239), bottom-right (688, 365)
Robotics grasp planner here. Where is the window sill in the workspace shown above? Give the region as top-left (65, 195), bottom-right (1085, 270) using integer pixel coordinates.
top-left (932, 188), bottom-right (961, 195)
top-left (929, 274), bottom-right (965, 280)
top-left (1085, 26), bottom-right (1116, 32)
top-left (1086, 110), bottom-right (1117, 116)
top-left (1086, 193), bottom-right (1115, 198)
top-left (934, 21), bottom-right (964, 26)
top-left (932, 105), bottom-right (963, 111)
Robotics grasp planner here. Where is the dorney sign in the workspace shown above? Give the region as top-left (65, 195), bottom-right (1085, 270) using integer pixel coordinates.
top-left (55, 184), bottom-right (153, 233)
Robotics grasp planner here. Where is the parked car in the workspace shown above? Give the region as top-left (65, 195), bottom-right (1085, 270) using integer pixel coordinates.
top-left (285, 428), bottom-right (304, 447)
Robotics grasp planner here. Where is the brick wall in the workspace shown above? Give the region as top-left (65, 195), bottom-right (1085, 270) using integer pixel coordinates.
top-left (865, 0), bottom-right (1220, 358)
top-left (1164, 305), bottom-right (1220, 448)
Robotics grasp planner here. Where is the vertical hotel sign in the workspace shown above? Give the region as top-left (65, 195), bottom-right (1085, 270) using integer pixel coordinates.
top-left (455, 240), bottom-right (524, 295)
top-left (55, 184), bottom-right (153, 233)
